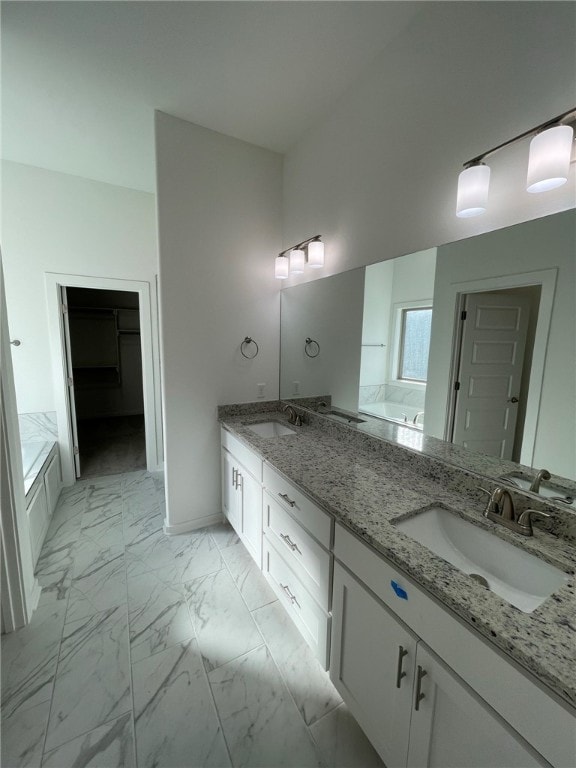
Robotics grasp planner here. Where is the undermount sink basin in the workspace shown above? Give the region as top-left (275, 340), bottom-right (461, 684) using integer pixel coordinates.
top-left (246, 421), bottom-right (297, 438)
top-left (395, 506), bottom-right (570, 613)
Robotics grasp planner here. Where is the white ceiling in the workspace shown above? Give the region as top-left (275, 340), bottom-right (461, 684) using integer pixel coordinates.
top-left (1, 1), bottom-right (424, 192)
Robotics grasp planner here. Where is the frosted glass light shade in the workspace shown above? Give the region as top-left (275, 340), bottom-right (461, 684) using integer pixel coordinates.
top-left (307, 240), bottom-right (324, 268)
top-left (289, 248), bottom-right (305, 274)
top-left (527, 125), bottom-right (573, 193)
top-left (275, 255), bottom-right (289, 279)
top-left (456, 164), bottom-right (491, 218)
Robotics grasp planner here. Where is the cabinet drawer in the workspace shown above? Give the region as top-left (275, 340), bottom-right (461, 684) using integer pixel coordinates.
top-left (263, 464), bottom-right (332, 547)
top-left (221, 427), bottom-right (262, 481)
top-left (263, 536), bottom-right (330, 668)
top-left (264, 491), bottom-right (331, 610)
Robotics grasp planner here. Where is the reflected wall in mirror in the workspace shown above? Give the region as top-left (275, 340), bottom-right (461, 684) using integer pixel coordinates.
top-left (279, 209), bottom-right (575, 483)
top-left (359, 248), bottom-right (436, 428)
top-left (280, 268), bottom-right (364, 412)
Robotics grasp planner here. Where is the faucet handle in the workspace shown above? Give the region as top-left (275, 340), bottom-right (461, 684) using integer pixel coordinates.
top-left (517, 508), bottom-right (552, 534)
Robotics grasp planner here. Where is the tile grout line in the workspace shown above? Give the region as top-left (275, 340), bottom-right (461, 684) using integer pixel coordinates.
top-left (247, 600), bottom-right (335, 768)
top-left (38, 483), bottom-right (89, 765)
top-left (216, 523), bottom-right (338, 766)
top-left (200, 528), bottom-right (258, 768)
top-left (121, 472), bottom-right (139, 768)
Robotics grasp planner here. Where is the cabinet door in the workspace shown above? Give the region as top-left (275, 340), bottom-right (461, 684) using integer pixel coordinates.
top-left (238, 468), bottom-right (262, 568)
top-left (407, 643), bottom-right (550, 768)
top-left (331, 562), bottom-right (417, 768)
top-left (221, 449), bottom-right (240, 534)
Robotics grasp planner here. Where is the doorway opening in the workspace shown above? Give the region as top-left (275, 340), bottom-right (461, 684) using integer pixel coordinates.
top-left (46, 273), bottom-right (161, 486)
top-left (64, 287), bottom-right (146, 478)
top-left (448, 286), bottom-right (541, 462)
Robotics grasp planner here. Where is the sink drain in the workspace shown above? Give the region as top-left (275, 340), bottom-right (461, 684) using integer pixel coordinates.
top-left (469, 573), bottom-right (490, 589)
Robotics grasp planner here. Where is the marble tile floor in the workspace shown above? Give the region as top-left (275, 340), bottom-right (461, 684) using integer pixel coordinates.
top-left (1, 470), bottom-right (383, 768)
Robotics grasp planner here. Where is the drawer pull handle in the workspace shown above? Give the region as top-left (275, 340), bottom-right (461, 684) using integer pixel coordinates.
top-left (280, 533), bottom-right (302, 554)
top-left (232, 467), bottom-right (237, 488)
top-left (280, 582), bottom-right (300, 607)
top-left (278, 493), bottom-right (296, 508)
top-left (396, 645), bottom-right (408, 689)
top-left (414, 665), bottom-right (427, 711)
top-left (391, 580), bottom-right (408, 600)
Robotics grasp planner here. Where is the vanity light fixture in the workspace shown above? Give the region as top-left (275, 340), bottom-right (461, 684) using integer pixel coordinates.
top-left (456, 106), bottom-right (576, 218)
top-left (289, 248), bottom-right (305, 274)
top-left (274, 254), bottom-right (289, 280)
top-left (275, 236), bottom-right (324, 279)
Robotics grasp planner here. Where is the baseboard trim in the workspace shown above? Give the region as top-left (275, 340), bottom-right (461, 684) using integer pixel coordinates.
top-left (163, 513), bottom-right (223, 535)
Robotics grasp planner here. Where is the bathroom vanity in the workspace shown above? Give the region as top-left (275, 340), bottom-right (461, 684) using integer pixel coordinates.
top-left (219, 401), bottom-right (576, 768)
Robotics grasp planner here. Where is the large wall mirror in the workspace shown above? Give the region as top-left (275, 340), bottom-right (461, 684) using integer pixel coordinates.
top-left (280, 209), bottom-right (575, 487)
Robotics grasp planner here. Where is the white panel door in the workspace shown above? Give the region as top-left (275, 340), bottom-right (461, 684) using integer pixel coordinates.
top-left (330, 562), bottom-right (417, 768)
top-left (61, 287), bottom-right (81, 477)
top-left (452, 292), bottom-right (531, 459)
top-left (407, 643), bottom-right (549, 768)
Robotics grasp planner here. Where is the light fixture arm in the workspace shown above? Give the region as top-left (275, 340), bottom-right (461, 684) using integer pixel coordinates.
top-left (278, 235), bottom-right (321, 258)
top-left (464, 106), bottom-right (576, 168)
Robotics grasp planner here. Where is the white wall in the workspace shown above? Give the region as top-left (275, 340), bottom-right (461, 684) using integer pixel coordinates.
top-left (155, 112), bottom-right (282, 531)
top-left (282, 3), bottom-right (576, 281)
top-left (281, 268), bottom-right (365, 411)
top-left (360, 260), bottom-right (394, 387)
top-left (426, 210), bottom-right (575, 479)
top-left (1, 161), bottom-right (159, 416)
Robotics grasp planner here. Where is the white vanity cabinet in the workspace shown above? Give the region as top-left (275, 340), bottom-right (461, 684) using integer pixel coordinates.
top-left (331, 561), bottom-right (417, 767)
top-left (332, 524), bottom-right (570, 768)
top-left (332, 562), bottom-right (548, 768)
top-left (262, 464), bottom-right (333, 667)
top-left (220, 429), bottom-right (262, 567)
top-left (406, 643), bottom-right (548, 768)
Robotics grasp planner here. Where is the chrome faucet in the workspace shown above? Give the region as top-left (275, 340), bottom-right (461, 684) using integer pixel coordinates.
top-left (529, 468), bottom-right (551, 494)
top-left (283, 404), bottom-right (302, 426)
top-left (412, 411), bottom-right (425, 425)
top-left (479, 486), bottom-right (551, 536)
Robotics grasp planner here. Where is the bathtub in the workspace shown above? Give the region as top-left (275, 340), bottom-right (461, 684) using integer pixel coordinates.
top-left (21, 441), bottom-right (55, 496)
top-left (359, 401), bottom-right (424, 430)
top-left (21, 440), bottom-right (62, 564)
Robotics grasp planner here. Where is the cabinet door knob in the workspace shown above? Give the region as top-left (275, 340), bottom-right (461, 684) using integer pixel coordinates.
top-left (414, 665), bottom-right (427, 711)
top-left (396, 645), bottom-right (408, 689)
top-left (507, 396), bottom-right (519, 403)
top-left (278, 492), bottom-right (296, 507)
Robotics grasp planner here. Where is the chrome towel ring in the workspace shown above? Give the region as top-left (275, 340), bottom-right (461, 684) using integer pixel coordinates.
top-left (305, 337), bottom-right (320, 358)
top-left (241, 337), bottom-right (259, 359)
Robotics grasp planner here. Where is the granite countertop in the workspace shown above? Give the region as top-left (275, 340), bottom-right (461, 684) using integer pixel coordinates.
top-left (219, 408), bottom-right (576, 710)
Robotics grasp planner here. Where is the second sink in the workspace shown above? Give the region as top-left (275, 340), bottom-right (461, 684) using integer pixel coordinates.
top-left (246, 421), bottom-right (297, 438)
top-left (395, 506), bottom-right (570, 613)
